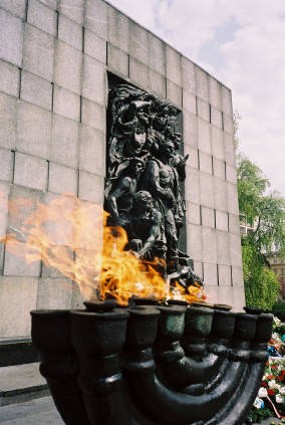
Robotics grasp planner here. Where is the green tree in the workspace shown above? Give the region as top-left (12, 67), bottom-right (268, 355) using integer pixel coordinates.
top-left (237, 153), bottom-right (285, 309)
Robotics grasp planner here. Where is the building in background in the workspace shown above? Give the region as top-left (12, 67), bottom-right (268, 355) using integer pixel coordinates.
top-left (267, 254), bottom-right (285, 298)
top-left (0, 0), bottom-right (244, 349)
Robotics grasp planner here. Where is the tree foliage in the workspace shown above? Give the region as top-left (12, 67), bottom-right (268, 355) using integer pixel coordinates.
top-left (237, 153), bottom-right (285, 309)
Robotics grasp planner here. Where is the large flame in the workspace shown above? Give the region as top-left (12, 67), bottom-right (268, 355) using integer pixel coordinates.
top-left (1, 194), bottom-right (205, 305)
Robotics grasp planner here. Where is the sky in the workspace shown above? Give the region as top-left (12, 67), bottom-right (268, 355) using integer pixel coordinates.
top-left (107, 0), bottom-right (285, 197)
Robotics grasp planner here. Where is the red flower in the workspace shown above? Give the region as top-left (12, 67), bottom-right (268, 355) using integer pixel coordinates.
top-left (267, 389), bottom-right (275, 396)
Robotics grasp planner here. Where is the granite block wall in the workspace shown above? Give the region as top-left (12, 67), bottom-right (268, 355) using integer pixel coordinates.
top-left (0, 0), bottom-right (244, 339)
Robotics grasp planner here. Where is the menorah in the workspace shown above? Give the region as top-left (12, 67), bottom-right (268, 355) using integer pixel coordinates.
top-left (31, 301), bottom-right (272, 425)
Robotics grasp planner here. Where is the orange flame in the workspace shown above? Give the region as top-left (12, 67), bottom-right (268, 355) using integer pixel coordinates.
top-left (1, 194), bottom-right (205, 305)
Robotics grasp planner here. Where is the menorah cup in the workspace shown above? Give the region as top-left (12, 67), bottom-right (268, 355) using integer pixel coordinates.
top-left (31, 301), bottom-right (273, 425)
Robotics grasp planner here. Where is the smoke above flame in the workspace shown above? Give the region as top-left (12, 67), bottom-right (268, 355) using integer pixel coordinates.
top-left (1, 194), bottom-right (205, 305)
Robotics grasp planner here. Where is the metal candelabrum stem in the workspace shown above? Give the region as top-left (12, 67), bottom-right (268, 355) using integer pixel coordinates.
top-left (31, 304), bottom-right (273, 425)
top-left (30, 310), bottom-right (91, 425)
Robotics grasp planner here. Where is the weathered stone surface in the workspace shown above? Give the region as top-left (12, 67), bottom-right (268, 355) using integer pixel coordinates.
top-left (203, 285), bottom-right (219, 304)
top-left (203, 262), bottom-right (218, 286)
top-left (187, 224), bottom-right (202, 261)
top-left (17, 101), bottom-right (52, 159)
top-left (229, 233), bottom-right (243, 266)
top-left (0, 0), bottom-right (241, 335)
top-left (193, 260), bottom-right (203, 280)
top-left (232, 286), bottom-right (246, 311)
top-left (0, 9), bottom-right (23, 67)
top-left (79, 126), bottom-right (105, 174)
top-left (81, 98), bottom-right (105, 131)
top-left (23, 24), bottom-right (54, 81)
top-left (108, 7), bottom-right (130, 52)
top-left (27, 0), bottom-right (57, 36)
top-left (48, 162), bottom-right (78, 195)
top-left (166, 80), bottom-right (182, 107)
top-left (186, 202), bottom-right (201, 225)
top-left (0, 277), bottom-right (38, 338)
top-left (185, 167), bottom-right (200, 204)
top-left (78, 171), bottom-right (104, 204)
top-left (213, 177), bottom-right (227, 211)
top-left (0, 149), bottom-right (13, 183)
top-left (51, 114), bottom-right (79, 168)
top-left (197, 98), bottom-right (210, 122)
top-left (20, 71), bottom-right (53, 110)
top-left (223, 132), bottom-right (236, 164)
top-left (209, 77), bottom-right (222, 110)
top-left (183, 90), bottom-right (196, 115)
top-left (53, 85), bottom-right (80, 121)
top-left (226, 182), bottom-right (239, 214)
top-left (218, 264), bottom-right (232, 286)
top-left (71, 282), bottom-right (85, 309)
top-left (200, 173), bottom-right (214, 208)
top-left (186, 147), bottom-right (199, 169)
top-left (226, 163), bottom-right (237, 183)
top-left (0, 0), bottom-right (26, 19)
top-left (221, 85), bottom-right (233, 116)
top-left (58, 13), bottom-right (83, 50)
top-left (196, 67), bottom-right (209, 101)
top-left (107, 44), bottom-right (129, 77)
top-left (41, 0), bottom-right (57, 9)
top-left (0, 93), bottom-right (17, 149)
top-left (14, 152), bottom-right (48, 191)
top-left (130, 21), bottom-right (149, 64)
top-left (59, 0), bottom-right (84, 25)
top-left (223, 113), bottom-right (234, 134)
top-left (149, 70), bottom-right (166, 98)
top-left (201, 206), bottom-right (215, 228)
top-left (199, 151), bottom-right (213, 175)
top-left (229, 213), bottom-right (240, 235)
top-left (217, 285), bottom-right (234, 307)
top-left (148, 34), bottom-right (165, 75)
top-left (197, 119), bottom-right (211, 153)
top-left (0, 182), bottom-right (9, 238)
top-left (216, 230), bottom-right (230, 265)
top-left (211, 126), bottom-right (224, 160)
top-left (215, 210), bottom-right (229, 232)
top-left (82, 55), bottom-right (105, 104)
top-left (182, 57), bottom-right (196, 94)
top-left (184, 111), bottom-right (198, 149)
top-left (4, 245), bottom-right (41, 277)
top-left (84, 30), bottom-right (106, 63)
top-left (213, 157), bottom-right (226, 180)
top-left (54, 41), bottom-right (82, 94)
top-left (85, 0), bottom-right (108, 39)
top-left (129, 58), bottom-right (149, 89)
top-left (202, 228), bottom-right (217, 263)
top-left (37, 277), bottom-right (73, 309)
top-left (0, 60), bottom-right (20, 98)
top-left (211, 106), bottom-right (223, 129)
top-left (166, 46), bottom-right (181, 86)
top-left (232, 266), bottom-right (244, 287)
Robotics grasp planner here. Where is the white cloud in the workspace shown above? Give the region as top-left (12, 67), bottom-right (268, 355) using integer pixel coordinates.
top-left (107, 0), bottom-right (285, 196)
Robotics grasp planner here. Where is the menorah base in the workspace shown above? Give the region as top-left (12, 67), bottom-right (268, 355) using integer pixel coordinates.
top-left (31, 303), bottom-right (272, 425)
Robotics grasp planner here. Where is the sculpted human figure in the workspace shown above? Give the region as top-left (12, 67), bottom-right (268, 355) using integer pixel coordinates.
top-left (126, 191), bottom-right (166, 261)
top-left (106, 82), bottom-right (203, 286)
top-left (105, 158), bottom-right (145, 228)
top-left (108, 98), bottom-right (154, 178)
top-left (138, 139), bottom-right (183, 268)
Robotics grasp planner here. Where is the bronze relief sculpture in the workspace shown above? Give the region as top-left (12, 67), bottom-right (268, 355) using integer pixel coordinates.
top-left (105, 83), bottom-right (196, 283)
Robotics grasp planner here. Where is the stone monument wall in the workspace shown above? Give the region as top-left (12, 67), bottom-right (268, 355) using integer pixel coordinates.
top-left (0, 0), bottom-right (244, 339)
